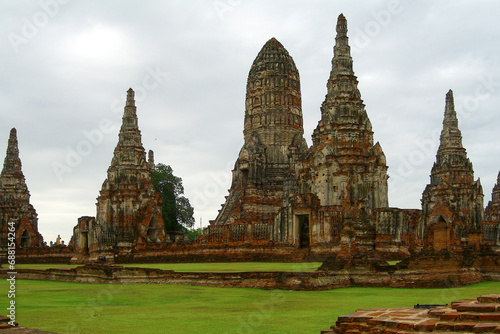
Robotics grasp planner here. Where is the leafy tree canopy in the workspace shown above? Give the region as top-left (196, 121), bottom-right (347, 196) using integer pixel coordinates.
top-left (151, 163), bottom-right (195, 233)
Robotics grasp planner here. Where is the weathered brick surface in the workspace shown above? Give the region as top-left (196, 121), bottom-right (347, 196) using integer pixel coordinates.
top-left (0, 128), bottom-right (44, 252)
top-left (211, 36), bottom-right (307, 233)
top-left (3, 12), bottom-right (499, 277)
top-left (421, 90), bottom-right (485, 253)
top-left (210, 13), bottom-right (393, 254)
top-left (72, 89), bottom-right (165, 257)
top-left (325, 295), bottom-right (500, 334)
top-left (485, 174), bottom-right (500, 246)
top-left (203, 13), bottom-right (498, 262)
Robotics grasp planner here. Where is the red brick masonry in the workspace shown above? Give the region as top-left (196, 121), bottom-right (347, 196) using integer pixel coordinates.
top-left (322, 294), bottom-right (500, 334)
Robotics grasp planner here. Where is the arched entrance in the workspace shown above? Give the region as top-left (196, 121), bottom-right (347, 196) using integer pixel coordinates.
top-left (20, 230), bottom-right (29, 248)
top-left (147, 216), bottom-right (158, 241)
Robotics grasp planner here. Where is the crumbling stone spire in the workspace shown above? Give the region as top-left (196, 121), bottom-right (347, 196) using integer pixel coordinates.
top-left (126, 87), bottom-right (135, 107)
top-left (421, 90), bottom-right (484, 248)
top-left (306, 13), bottom-right (388, 212)
top-left (431, 90), bottom-right (471, 183)
top-left (1, 128), bottom-right (29, 202)
top-left (1, 129), bottom-right (24, 180)
top-left (438, 90), bottom-right (464, 152)
top-left (325, 13), bottom-right (362, 104)
top-left (148, 149), bottom-right (155, 171)
top-left (213, 37), bottom-right (308, 226)
top-left (485, 171), bottom-right (500, 222)
top-left (0, 128), bottom-right (43, 248)
top-left (331, 13), bottom-right (354, 77)
top-left (243, 37), bottom-right (306, 163)
top-left (111, 88), bottom-right (144, 168)
top-left (92, 88), bottom-right (166, 250)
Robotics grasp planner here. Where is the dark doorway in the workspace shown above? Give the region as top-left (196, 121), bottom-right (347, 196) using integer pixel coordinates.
top-left (20, 230), bottom-right (29, 248)
top-left (81, 231), bottom-right (89, 255)
top-left (147, 216), bottom-right (158, 241)
top-left (298, 215), bottom-right (310, 248)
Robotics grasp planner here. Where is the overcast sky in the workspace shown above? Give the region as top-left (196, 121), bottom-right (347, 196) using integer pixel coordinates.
top-left (1, 1), bottom-right (499, 243)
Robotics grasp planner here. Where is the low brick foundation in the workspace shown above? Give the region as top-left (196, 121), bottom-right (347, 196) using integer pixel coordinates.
top-left (322, 294), bottom-right (500, 333)
top-left (0, 263), bottom-right (497, 290)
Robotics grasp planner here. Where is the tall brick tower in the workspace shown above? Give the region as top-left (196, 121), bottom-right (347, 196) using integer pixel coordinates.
top-left (213, 38), bottom-right (308, 225)
top-left (485, 172), bottom-right (500, 222)
top-left (92, 89), bottom-right (165, 251)
top-left (483, 171), bottom-right (500, 245)
top-left (0, 128), bottom-right (43, 249)
top-left (421, 90), bottom-right (484, 250)
top-left (302, 14), bottom-right (389, 215)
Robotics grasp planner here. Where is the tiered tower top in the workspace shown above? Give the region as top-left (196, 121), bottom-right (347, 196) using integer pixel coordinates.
top-left (438, 90), bottom-right (465, 153)
top-left (485, 171), bottom-right (500, 222)
top-left (421, 89), bottom-right (483, 237)
top-left (0, 128), bottom-right (30, 202)
top-left (324, 14), bottom-right (363, 108)
top-left (330, 14), bottom-right (355, 78)
top-left (109, 88), bottom-right (153, 171)
top-left (243, 37), bottom-right (304, 160)
top-left (2, 129), bottom-right (23, 178)
top-left (430, 90), bottom-right (473, 186)
top-left (313, 14), bottom-right (377, 154)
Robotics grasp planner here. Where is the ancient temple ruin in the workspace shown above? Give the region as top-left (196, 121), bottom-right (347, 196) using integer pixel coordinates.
top-left (282, 13), bottom-right (389, 254)
top-left (213, 37), bottom-right (308, 228)
top-left (207, 14), bottom-right (390, 253)
top-left (420, 90), bottom-right (484, 251)
top-left (72, 89), bottom-right (165, 259)
top-left (302, 13), bottom-right (388, 212)
top-left (204, 14), bottom-right (500, 259)
top-left (483, 173), bottom-right (500, 246)
top-left (5, 13), bottom-right (498, 266)
top-left (0, 128), bottom-right (43, 250)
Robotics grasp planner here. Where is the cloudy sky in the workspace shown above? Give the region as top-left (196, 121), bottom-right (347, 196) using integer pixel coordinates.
top-left (1, 1), bottom-right (499, 243)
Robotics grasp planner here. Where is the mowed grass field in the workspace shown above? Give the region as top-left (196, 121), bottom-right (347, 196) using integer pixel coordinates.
top-left (14, 262), bottom-right (322, 272)
top-left (0, 275), bottom-right (499, 334)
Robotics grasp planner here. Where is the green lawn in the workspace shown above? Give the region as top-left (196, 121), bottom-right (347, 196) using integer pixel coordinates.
top-left (14, 264), bottom-right (80, 270)
top-left (14, 262), bottom-right (322, 272)
top-left (122, 262), bottom-right (322, 272)
top-left (1, 279), bottom-right (498, 334)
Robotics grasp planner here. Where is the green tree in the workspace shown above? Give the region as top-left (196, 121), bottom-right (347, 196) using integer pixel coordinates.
top-left (151, 163), bottom-right (195, 233)
top-left (186, 228), bottom-right (203, 241)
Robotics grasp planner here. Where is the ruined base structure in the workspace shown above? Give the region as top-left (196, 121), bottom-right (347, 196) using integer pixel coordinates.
top-left (5, 14), bottom-right (500, 278)
top-left (71, 89), bottom-right (166, 262)
top-left (322, 294), bottom-right (500, 334)
top-left (420, 90), bottom-right (484, 252)
top-left (206, 14), bottom-right (392, 257)
top-left (203, 14), bottom-right (500, 262)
